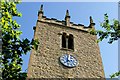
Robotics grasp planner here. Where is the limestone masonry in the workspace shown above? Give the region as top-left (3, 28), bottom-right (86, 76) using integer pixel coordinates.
top-left (27, 5), bottom-right (105, 79)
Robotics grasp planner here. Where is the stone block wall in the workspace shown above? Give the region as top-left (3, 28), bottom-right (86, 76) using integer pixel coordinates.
top-left (27, 20), bottom-right (105, 78)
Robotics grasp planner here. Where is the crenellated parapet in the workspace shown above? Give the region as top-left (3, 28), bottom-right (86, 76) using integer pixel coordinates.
top-left (37, 5), bottom-right (95, 32)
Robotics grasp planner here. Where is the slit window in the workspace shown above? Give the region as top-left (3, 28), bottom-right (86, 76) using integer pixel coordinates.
top-left (62, 33), bottom-right (66, 48)
top-left (68, 34), bottom-right (74, 50)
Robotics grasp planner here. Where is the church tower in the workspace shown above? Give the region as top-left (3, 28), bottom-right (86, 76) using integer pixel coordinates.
top-left (27, 5), bottom-right (105, 79)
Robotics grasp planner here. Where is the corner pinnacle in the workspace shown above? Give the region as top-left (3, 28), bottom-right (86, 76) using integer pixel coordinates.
top-left (90, 16), bottom-right (93, 23)
top-left (89, 16), bottom-right (95, 28)
top-left (66, 9), bottom-right (69, 17)
top-left (40, 4), bottom-right (43, 12)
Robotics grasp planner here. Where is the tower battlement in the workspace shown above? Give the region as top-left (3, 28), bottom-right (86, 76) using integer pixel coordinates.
top-left (37, 5), bottom-right (95, 32)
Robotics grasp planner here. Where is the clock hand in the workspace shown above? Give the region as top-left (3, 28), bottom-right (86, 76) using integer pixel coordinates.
top-left (68, 55), bottom-right (70, 61)
top-left (66, 55), bottom-right (69, 62)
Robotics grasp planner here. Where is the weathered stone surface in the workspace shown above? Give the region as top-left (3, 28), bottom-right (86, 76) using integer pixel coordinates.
top-left (27, 20), bottom-right (105, 78)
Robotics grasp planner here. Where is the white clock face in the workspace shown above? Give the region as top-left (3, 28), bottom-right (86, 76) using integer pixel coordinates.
top-left (60, 54), bottom-right (78, 68)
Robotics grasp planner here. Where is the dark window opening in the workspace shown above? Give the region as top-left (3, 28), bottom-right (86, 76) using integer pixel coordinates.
top-left (62, 33), bottom-right (74, 50)
top-left (62, 33), bottom-right (66, 48)
top-left (68, 34), bottom-right (74, 50)
top-left (68, 78), bottom-right (71, 80)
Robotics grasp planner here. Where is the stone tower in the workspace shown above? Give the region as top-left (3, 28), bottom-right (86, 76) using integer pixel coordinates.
top-left (27, 5), bottom-right (105, 79)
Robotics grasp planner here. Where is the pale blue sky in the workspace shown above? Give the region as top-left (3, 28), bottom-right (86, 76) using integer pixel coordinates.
top-left (21, 0), bottom-right (119, 2)
top-left (16, 2), bottom-right (118, 78)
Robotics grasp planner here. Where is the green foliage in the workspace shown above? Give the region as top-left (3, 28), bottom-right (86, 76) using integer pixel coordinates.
top-left (110, 71), bottom-right (120, 78)
top-left (90, 14), bottom-right (120, 78)
top-left (0, 0), bottom-right (39, 79)
top-left (90, 13), bottom-right (120, 44)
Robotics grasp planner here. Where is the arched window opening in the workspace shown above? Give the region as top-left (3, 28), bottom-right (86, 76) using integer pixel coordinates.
top-left (62, 33), bottom-right (66, 48)
top-left (68, 34), bottom-right (74, 50)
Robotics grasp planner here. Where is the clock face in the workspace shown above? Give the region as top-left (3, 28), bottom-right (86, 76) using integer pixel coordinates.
top-left (60, 54), bottom-right (78, 68)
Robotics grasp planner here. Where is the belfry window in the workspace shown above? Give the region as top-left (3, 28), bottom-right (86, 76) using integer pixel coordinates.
top-left (62, 33), bottom-right (74, 50)
top-left (62, 33), bottom-right (66, 48)
top-left (68, 34), bottom-right (74, 50)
